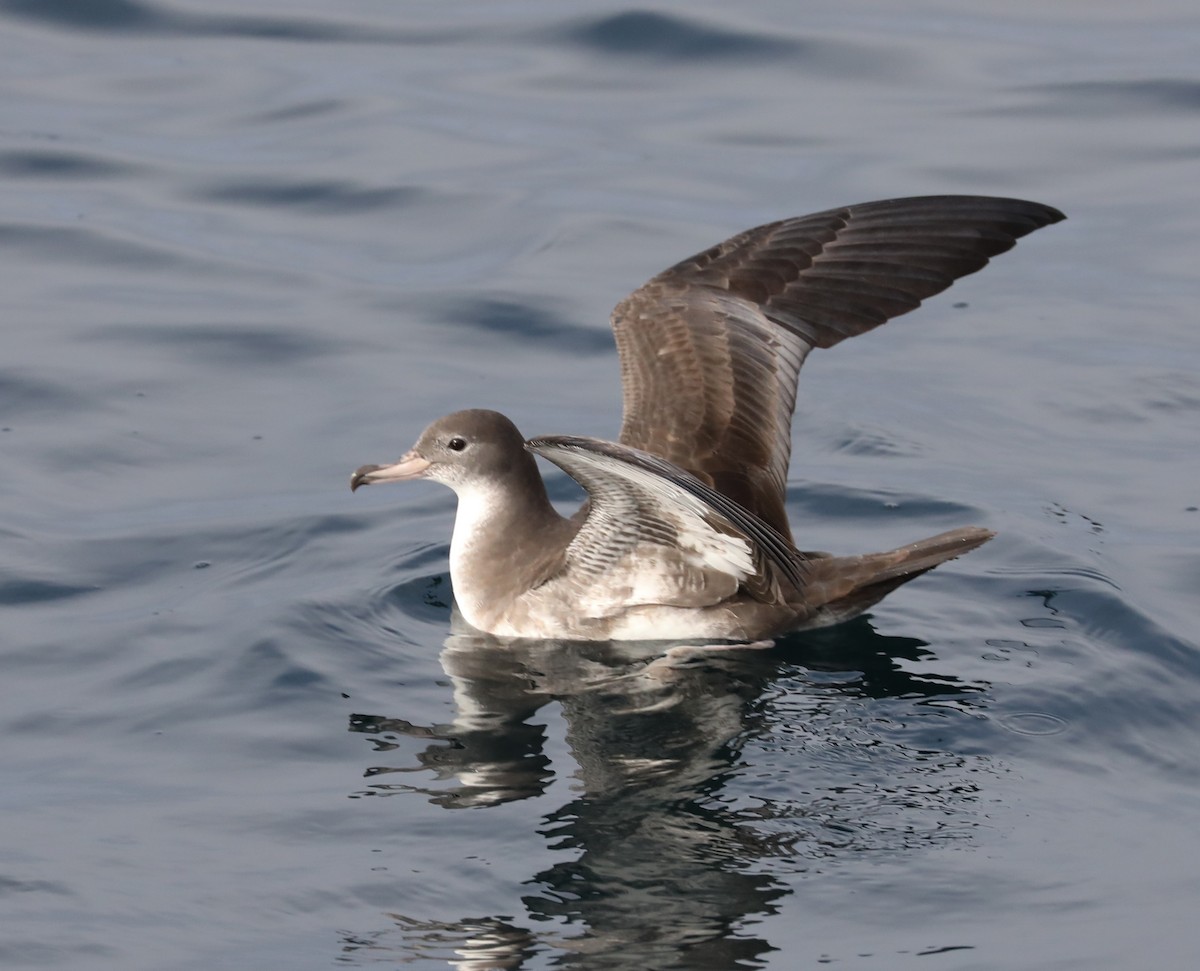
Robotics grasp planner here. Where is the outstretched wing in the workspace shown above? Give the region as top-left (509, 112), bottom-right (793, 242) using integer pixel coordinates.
top-left (526, 435), bottom-right (808, 616)
top-left (612, 195), bottom-right (1065, 541)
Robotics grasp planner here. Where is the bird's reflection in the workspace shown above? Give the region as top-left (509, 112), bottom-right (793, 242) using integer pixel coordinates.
top-left (345, 617), bottom-right (988, 968)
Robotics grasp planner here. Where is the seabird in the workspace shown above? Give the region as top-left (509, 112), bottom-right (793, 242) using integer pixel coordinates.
top-left (352, 195), bottom-right (1064, 640)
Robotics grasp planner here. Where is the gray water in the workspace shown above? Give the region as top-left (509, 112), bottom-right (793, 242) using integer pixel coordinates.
top-left (3, 1), bottom-right (1199, 968)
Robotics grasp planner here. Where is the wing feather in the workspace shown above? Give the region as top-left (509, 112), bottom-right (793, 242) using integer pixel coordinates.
top-left (612, 195), bottom-right (1065, 540)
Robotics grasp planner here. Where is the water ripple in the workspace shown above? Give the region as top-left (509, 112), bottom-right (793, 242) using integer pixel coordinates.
top-left (0, 149), bottom-right (137, 179)
top-left (551, 10), bottom-right (803, 62)
top-left (0, 0), bottom-right (416, 42)
top-left (0, 369), bottom-right (88, 416)
top-left (431, 296), bottom-right (614, 355)
top-left (87, 322), bottom-right (343, 367)
top-left (0, 0), bottom-right (156, 32)
top-left (0, 223), bottom-right (181, 270)
top-left (190, 179), bottom-right (430, 215)
top-left (0, 576), bottom-right (96, 605)
top-left (1009, 79), bottom-right (1200, 116)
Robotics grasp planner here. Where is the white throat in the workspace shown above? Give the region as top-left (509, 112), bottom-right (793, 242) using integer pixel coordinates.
top-left (447, 480), bottom-right (507, 621)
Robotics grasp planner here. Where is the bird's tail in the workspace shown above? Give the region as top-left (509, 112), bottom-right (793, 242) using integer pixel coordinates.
top-left (798, 526), bottom-right (994, 627)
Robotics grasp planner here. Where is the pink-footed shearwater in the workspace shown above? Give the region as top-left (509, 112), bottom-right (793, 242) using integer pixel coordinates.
top-left (352, 195), bottom-right (1064, 640)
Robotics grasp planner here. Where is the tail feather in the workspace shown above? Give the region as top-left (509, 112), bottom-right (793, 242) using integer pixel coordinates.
top-left (799, 526), bottom-right (993, 626)
top-left (847, 526), bottom-right (994, 586)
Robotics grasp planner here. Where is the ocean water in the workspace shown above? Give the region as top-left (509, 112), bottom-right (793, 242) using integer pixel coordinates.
top-left (2, 1), bottom-right (1198, 968)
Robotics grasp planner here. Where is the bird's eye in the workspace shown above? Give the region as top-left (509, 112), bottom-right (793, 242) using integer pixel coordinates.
top-left (446, 436), bottom-right (467, 452)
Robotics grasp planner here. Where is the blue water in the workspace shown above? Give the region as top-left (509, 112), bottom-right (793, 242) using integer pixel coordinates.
top-left (3, 2), bottom-right (1199, 968)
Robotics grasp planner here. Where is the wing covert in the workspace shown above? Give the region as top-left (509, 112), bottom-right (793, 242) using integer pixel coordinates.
top-left (526, 435), bottom-right (809, 610)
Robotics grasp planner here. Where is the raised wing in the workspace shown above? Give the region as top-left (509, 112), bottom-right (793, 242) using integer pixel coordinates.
top-left (526, 435), bottom-right (808, 614)
top-left (612, 195), bottom-right (1065, 540)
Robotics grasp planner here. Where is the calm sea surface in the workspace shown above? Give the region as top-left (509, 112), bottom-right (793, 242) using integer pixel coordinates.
top-left (2, 1), bottom-right (1198, 968)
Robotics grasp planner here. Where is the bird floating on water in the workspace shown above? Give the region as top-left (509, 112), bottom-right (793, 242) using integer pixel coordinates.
top-left (352, 195), bottom-right (1064, 641)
